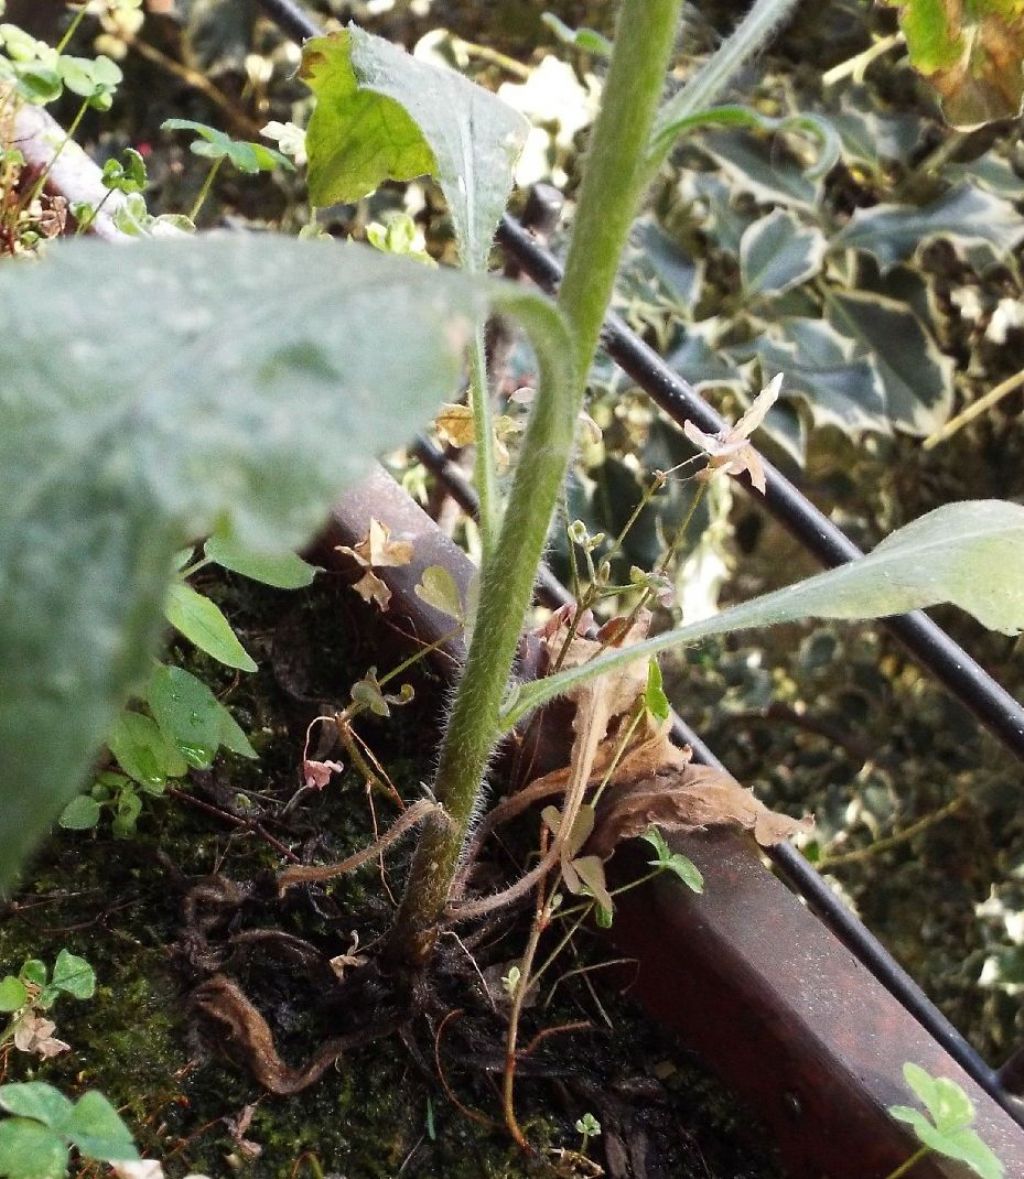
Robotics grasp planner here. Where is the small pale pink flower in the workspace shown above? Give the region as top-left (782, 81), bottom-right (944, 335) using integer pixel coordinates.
top-left (683, 373), bottom-right (783, 494)
top-left (302, 758), bottom-right (344, 790)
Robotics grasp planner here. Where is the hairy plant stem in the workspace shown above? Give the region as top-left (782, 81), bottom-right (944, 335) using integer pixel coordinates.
top-left (647, 0), bottom-right (803, 175)
top-left (468, 321), bottom-right (499, 559)
top-left (386, 0), bottom-right (685, 969)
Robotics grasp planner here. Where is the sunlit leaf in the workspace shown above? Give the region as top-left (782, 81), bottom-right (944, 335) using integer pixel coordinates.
top-left (882, 0), bottom-right (1024, 128)
top-left (414, 565), bottom-right (465, 622)
top-left (302, 25), bottom-right (527, 271)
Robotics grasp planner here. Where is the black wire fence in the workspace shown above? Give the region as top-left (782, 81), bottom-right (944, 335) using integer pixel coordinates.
top-left (257, 0), bottom-right (1024, 1126)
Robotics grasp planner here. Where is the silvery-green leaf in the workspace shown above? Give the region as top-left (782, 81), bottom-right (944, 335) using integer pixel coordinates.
top-left (832, 184), bottom-right (1024, 272)
top-left (503, 500), bottom-right (1024, 727)
top-left (667, 326), bottom-right (745, 392)
top-left (757, 319), bottom-right (889, 435)
top-left (0, 234), bottom-right (571, 888)
top-left (302, 26), bottom-right (527, 272)
top-left (739, 209), bottom-right (827, 297)
top-left (679, 171), bottom-right (756, 254)
top-left (826, 290), bottom-right (953, 434)
top-left (635, 219), bottom-right (703, 315)
top-left (700, 130), bottom-right (820, 212)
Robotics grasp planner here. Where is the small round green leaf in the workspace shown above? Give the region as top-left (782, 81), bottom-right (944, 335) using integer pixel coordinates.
top-left (0, 1119), bottom-right (67, 1179)
top-left (65, 1092), bottom-right (137, 1162)
top-left (0, 977), bottom-right (27, 1013)
top-left (50, 951), bottom-right (94, 1001)
top-left (58, 795), bottom-right (102, 830)
top-left (0, 1084), bottom-right (73, 1131)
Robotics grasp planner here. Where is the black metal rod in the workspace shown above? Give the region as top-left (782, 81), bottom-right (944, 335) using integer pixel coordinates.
top-left (256, 0), bottom-right (1023, 1126)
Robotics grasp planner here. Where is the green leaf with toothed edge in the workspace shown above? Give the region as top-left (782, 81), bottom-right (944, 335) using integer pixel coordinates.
top-left (301, 24), bottom-right (528, 272)
top-left (0, 234), bottom-right (572, 890)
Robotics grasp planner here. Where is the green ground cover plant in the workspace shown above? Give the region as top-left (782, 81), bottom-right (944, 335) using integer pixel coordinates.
top-left (1, 0), bottom-right (1024, 1170)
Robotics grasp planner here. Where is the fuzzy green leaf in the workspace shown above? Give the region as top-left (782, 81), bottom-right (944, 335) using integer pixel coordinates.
top-left (504, 501), bottom-right (1024, 727)
top-left (0, 234), bottom-right (549, 888)
top-left (302, 25), bottom-right (527, 271)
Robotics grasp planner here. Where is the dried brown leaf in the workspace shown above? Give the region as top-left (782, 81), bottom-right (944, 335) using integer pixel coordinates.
top-left (589, 731), bottom-right (812, 859)
top-left (435, 402), bottom-right (476, 448)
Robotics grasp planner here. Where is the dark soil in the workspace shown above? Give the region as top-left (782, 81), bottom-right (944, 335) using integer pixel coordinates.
top-left (1, 570), bottom-right (785, 1179)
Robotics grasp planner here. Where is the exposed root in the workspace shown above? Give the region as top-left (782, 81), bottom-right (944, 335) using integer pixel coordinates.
top-left (189, 974), bottom-right (399, 1095)
top-left (276, 799), bottom-right (439, 894)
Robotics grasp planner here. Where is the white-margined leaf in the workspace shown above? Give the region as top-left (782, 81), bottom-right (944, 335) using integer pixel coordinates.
top-left (826, 290), bottom-right (953, 435)
top-left (699, 130), bottom-right (821, 212)
top-left (831, 184), bottom-right (1024, 272)
top-left (740, 209), bottom-right (827, 297)
top-left (756, 318), bottom-right (889, 435)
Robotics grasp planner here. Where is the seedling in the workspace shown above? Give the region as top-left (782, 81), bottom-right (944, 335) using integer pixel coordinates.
top-left (161, 118), bottom-right (293, 222)
top-left (574, 1112), bottom-right (601, 1156)
top-left (0, 951), bottom-right (94, 1063)
top-left (885, 1063), bottom-right (1004, 1179)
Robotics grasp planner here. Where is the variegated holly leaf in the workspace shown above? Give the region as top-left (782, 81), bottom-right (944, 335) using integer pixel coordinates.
top-left (755, 318), bottom-right (890, 435)
top-left (832, 184), bottom-right (1024, 272)
top-left (825, 290), bottom-right (954, 435)
top-left (739, 209), bottom-right (827, 297)
top-left (883, 0), bottom-right (1024, 128)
